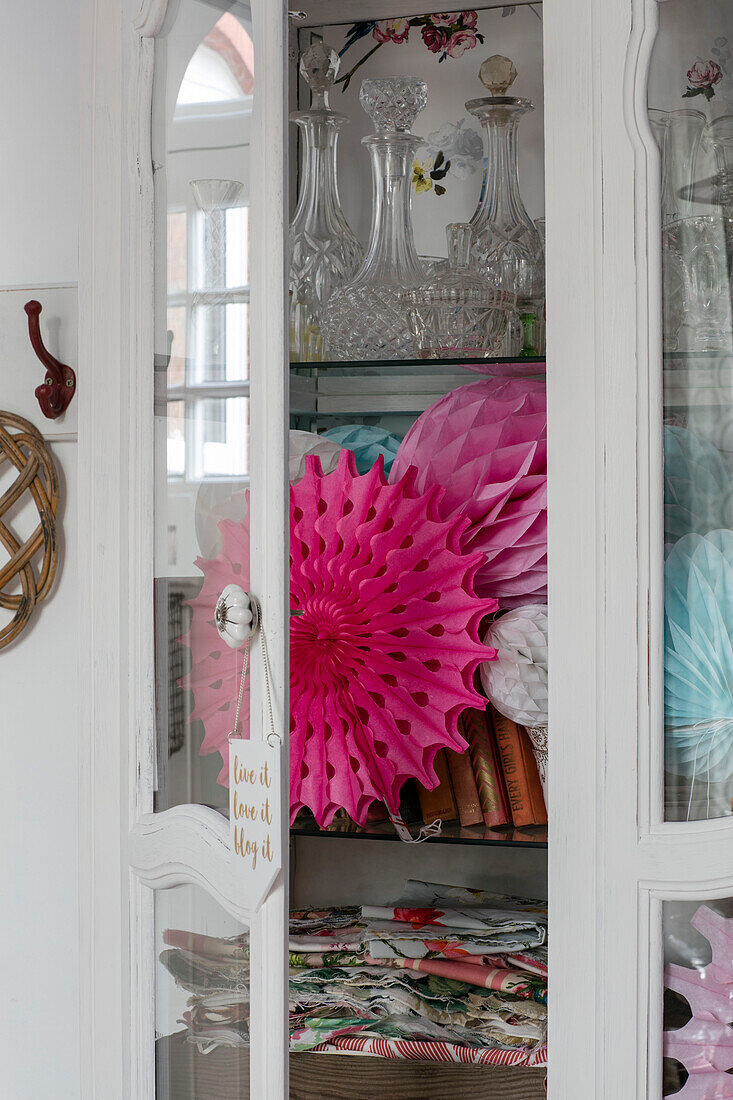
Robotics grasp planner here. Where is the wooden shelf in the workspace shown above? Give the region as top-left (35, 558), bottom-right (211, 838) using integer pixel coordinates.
top-left (156, 1032), bottom-right (548, 1100)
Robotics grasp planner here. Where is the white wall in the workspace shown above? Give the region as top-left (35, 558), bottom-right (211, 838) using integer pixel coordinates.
top-left (0, 3), bottom-right (81, 1098)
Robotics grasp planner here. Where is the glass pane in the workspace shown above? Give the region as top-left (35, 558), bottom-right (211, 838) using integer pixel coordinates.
top-left (288, 8), bottom-right (548, 852)
top-left (651, 2), bottom-right (733, 820)
top-left (662, 896), bottom-right (733, 1097)
top-left (155, 885), bottom-right (250, 1097)
top-left (152, 0), bottom-right (253, 812)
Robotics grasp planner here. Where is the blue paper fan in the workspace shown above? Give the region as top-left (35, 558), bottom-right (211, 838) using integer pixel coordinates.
top-left (323, 424), bottom-right (403, 476)
top-left (665, 530), bottom-right (733, 781)
top-left (664, 425), bottom-right (729, 546)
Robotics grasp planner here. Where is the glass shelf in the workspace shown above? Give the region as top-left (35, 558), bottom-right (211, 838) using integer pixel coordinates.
top-left (290, 356), bottom-right (546, 421)
top-left (291, 818), bottom-right (548, 848)
top-left (663, 349), bottom-right (733, 409)
top-left (290, 355), bottom-right (546, 373)
top-left (663, 350), bottom-right (733, 361)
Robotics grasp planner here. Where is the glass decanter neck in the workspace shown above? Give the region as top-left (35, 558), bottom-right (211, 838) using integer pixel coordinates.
top-left (468, 98), bottom-right (535, 234)
top-left (290, 115), bottom-right (349, 235)
top-left (358, 132), bottom-right (424, 286)
top-left (447, 223), bottom-right (472, 270)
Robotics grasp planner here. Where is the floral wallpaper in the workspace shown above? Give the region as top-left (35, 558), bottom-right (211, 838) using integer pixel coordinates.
top-left (337, 12), bottom-right (486, 93)
top-left (297, 5), bottom-right (545, 258)
top-left (684, 58), bottom-right (723, 101)
top-left (650, 3), bottom-right (733, 117)
top-left (413, 116), bottom-right (485, 196)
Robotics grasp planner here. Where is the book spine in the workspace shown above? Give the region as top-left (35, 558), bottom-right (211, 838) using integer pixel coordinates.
top-left (446, 746), bottom-right (484, 827)
top-left (518, 726), bottom-right (548, 825)
top-left (491, 705), bottom-right (546, 826)
top-left (462, 707), bottom-right (510, 827)
top-left (417, 749), bottom-right (458, 823)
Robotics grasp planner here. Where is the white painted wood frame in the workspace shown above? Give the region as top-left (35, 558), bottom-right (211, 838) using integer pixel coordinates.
top-left (78, 0), bottom-right (733, 1095)
top-left (547, 0), bottom-right (733, 1096)
top-left (79, 0), bottom-right (289, 1096)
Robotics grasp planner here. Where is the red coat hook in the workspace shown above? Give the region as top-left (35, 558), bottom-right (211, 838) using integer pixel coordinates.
top-left (24, 300), bottom-right (76, 420)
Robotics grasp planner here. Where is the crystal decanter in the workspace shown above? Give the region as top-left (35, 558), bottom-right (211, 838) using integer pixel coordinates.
top-left (323, 77), bottom-right (428, 361)
top-left (466, 56), bottom-right (544, 332)
top-left (289, 42), bottom-right (362, 362)
top-left (706, 114), bottom-right (733, 210)
top-left (402, 223), bottom-right (516, 358)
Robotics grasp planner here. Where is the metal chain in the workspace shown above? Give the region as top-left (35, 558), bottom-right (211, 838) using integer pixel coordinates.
top-left (232, 638), bottom-right (250, 736)
top-left (230, 608), bottom-right (280, 746)
top-left (259, 622), bottom-right (280, 746)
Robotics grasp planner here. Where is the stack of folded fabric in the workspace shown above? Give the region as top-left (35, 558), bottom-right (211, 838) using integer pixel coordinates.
top-left (160, 880), bottom-right (548, 1069)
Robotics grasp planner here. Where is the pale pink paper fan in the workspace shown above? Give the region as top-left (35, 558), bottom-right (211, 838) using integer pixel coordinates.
top-left (180, 514), bottom-right (251, 780)
top-left (389, 378), bottom-right (546, 606)
top-left (180, 451), bottom-right (497, 827)
top-left (664, 906), bottom-right (733, 1098)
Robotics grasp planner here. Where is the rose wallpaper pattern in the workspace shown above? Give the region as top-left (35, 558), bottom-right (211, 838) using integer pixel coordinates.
top-left (684, 57), bottom-right (724, 101)
top-left (337, 12), bottom-right (487, 94)
top-left (296, 5), bottom-right (545, 259)
top-left (650, 1), bottom-right (733, 117)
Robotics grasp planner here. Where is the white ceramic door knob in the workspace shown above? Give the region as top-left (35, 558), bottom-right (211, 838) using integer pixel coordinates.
top-left (214, 583), bottom-right (259, 649)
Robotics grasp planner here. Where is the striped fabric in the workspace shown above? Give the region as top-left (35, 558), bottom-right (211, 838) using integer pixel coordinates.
top-left (311, 1035), bottom-right (548, 1068)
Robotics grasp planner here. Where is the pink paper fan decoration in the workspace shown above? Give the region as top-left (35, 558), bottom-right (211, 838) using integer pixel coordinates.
top-left (180, 451), bottom-right (497, 827)
top-left (389, 378), bottom-right (547, 606)
top-left (664, 906), bottom-right (733, 1098)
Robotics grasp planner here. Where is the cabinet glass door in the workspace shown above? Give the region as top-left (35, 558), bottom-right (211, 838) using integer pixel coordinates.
top-left (136, 1), bottom-right (288, 1096)
top-left (651, 0), bottom-right (733, 822)
top-left (651, 3), bottom-right (733, 1097)
top-left (153, 0), bottom-right (253, 815)
top-left (155, 885), bottom-right (250, 1097)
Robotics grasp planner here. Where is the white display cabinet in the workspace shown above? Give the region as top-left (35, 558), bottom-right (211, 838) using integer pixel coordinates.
top-left (77, 0), bottom-right (733, 1096)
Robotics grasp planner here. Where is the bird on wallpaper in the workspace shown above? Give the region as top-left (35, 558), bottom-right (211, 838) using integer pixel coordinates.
top-left (339, 22), bottom-right (377, 57)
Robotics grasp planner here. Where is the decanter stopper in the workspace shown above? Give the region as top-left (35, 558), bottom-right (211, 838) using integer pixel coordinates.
top-left (479, 54), bottom-right (518, 96)
top-left (360, 77), bottom-right (428, 133)
top-left (299, 41), bottom-right (340, 111)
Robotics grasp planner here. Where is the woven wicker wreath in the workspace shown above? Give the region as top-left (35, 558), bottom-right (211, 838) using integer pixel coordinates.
top-left (0, 411), bottom-right (59, 649)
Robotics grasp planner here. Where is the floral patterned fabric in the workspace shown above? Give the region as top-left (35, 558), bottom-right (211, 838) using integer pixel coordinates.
top-left (159, 880), bottom-right (549, 1066)
top-left (366, 955), bottom-right (547, 1004)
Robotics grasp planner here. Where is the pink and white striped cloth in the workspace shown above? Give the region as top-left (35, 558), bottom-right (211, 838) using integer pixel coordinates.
top-left (311, 1034), bottom-right (548, 1067)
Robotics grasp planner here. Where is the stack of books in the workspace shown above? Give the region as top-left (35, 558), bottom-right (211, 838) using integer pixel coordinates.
top-left (414, 704), bottom-right (547, 831)
top-left (291, 704), bottom-right (547, 837)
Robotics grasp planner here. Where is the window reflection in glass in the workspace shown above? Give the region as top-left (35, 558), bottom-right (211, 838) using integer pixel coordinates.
top-left (153, 2), bottom-right (253, 812)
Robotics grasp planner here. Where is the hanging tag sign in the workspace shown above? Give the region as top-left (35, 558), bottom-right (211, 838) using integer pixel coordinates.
top-left (229, 738), bottom-right (282, 911)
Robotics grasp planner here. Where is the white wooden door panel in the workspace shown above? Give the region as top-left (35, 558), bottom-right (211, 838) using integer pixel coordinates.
top-left (80, 0), bottom-right (289, 1096)
top-left (579, 0), bottom-right (733, 1096)
top-left (547, 0), bottom-right (733, 1096)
